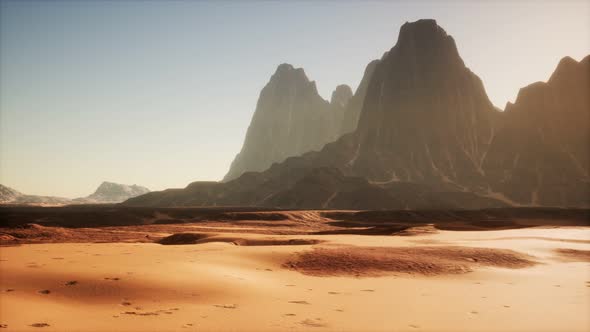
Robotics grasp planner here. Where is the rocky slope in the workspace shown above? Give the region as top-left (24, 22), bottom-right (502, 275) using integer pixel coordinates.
top-left (125, 19), bottom-right (589, 209)
top-left (482, 55), bottom-right (590, 206)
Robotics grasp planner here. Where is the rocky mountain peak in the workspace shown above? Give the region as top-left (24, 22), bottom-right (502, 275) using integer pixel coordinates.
top-left (393, 19), bottom-right (463, 68)
top-left (271, 63), bottom-right (310, 85)
top-left (85, 182), bottom-right (150, 203)
top-left (330, 84), bottom-right (353, 108)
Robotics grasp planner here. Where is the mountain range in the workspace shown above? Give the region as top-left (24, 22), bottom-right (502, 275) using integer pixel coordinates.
top-left (125, 19), bottom-right (589, 209)
top-left (0, 182), bottom-right (149, 205)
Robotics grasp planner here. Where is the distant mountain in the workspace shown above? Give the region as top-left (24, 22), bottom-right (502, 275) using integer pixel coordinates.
top-left (223, 62), bottom-right (376, 182)
top-left (0, 184), bottom-right (21, 202)
top-left (1, 182), bottom-right (150, 205)
top-left (74, 182), bottom-right (150, 203)
top-left (0, 184), bottom-right (72, 206)
top-left (125, 19), bottom-right (589, 209)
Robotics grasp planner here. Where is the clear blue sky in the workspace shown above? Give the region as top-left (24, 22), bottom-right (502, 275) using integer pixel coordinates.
top-left (1, 1), bottom-right (589, 197)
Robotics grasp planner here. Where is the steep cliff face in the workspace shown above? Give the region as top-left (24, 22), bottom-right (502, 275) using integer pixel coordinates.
top-left (483, 56), bottom-right (590, 206)
top-left (223, 64), bottom-right (341, 182)
top-left (350, 19), bottom-right (496, 189)
top-left (340, 60), bottom-right (380, 134)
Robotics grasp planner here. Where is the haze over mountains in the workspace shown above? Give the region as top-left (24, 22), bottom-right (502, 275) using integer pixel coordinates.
top-left (223, 62), bottom-right (377, 181)
top-left (0, 182), bottom-right (149, 205)
top-left (124, 19), bottom-right (586, 209)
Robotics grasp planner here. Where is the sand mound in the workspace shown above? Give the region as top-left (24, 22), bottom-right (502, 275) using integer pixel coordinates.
top-left (284, 246), bottom-right (537, 277)
top-left (158, 233), bottom-right (321, 246)
top-left (0, 223), bottom-right (73, 244)
top-left (554, 248), bottom-right (590, 262)
top-left (157, 232), bottom-right (213, 244)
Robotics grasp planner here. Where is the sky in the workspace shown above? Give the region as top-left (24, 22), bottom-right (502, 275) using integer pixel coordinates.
top-left (1, 1), bottom-right (589, 198)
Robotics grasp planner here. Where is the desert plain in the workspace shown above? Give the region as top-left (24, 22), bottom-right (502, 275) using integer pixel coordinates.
top-left (0, 206), bottom-right (588, 332)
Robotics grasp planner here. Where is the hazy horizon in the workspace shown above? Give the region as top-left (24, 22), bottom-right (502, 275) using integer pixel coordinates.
top-left (1, 0), bottom-right (589, 197)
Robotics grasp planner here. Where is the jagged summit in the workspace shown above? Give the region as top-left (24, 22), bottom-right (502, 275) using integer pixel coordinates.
top-left (272, 63), bottom-right (310, 83)
top-left (330, 85), bottom-right (353, 107)
top-left (394, 19), bottom-right (462, 66)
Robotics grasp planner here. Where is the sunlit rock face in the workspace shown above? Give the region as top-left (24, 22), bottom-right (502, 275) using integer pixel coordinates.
top-left (224, 64), bottom-right (357, 182)
top-left (126, 19), bottom-right (589, 209)
top-left (483, 56), bottom-right (590, 206)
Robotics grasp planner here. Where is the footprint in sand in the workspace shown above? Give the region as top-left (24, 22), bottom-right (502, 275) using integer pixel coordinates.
top-left (334, 309), bottom-right (344, 312)
top-left (328, 292), bottom-right (339, 295)
top-left (0, 324), bottom-right (7, 328)
top-left (5, 289), bottom-right (15, 292)
top-left (52, 257), bottom-right (64, 260)
top-left (30, 323), bottom-right (50, 328)
top-left (283, 313), bottom-right (297, 317)
top-left (121, 301), bottom-right (133, 306)
top-left (289, 301), bottom-right (310, 305)
top-left (285, 284), bottom-right (296, 287)
top-left (361, 289), bottom-right (375, 292)
top-left (503, 305), bottom-right (511, 308)
top-left (122, 311), bottom-right (159, 316)
top-left (470, 311), bottom-right (479, 315)
top-left (214, 304), bottom-right (237, 309)
top-left (65, 281), bottom-right (78, 286)
top-left (38, 290), bottom-right (51, 295)
top-left (409, 324), bottom-right (420, 329)
top-left (104, 277), bottom-right (120, 281)
top-left (299, 318), bottom-right (326, 328)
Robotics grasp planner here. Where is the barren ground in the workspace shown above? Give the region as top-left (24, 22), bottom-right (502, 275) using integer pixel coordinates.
top-left (0, 207), bottom-right (589, 331)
